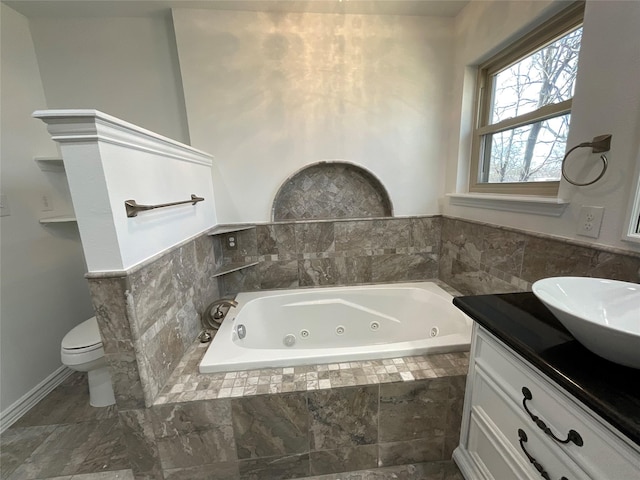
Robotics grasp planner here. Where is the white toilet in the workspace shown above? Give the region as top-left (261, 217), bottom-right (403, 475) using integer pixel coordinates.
top-left (61, 317), bottom-right (116, 407)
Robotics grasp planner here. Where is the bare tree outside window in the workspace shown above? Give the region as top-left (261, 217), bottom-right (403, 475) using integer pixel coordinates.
top-left (483, 27), bottom-right (583, 183)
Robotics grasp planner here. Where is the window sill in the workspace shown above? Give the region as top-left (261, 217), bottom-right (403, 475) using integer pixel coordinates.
top-left (446, 193), bottom-right (569, 217)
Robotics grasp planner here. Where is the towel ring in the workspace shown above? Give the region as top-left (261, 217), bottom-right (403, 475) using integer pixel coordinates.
top-left (561, 134), bottom-right (612, 187)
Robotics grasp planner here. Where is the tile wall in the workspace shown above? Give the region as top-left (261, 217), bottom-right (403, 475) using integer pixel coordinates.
top-left (217, 216), bottom-right (441, 295)
top-left (116, 348), bottom-right (468, 480)
top-left (81, 212), bottom-right (640, 480)
top-left (440, 216), bottom-right (640, 295)
top-left (86, 233), bottom-right (222, 410)
top-left (272, 162), bottom-right (392, 221)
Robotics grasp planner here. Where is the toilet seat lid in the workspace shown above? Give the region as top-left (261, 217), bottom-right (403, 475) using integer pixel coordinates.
top-left (62, 316), bottom-right (102, 350)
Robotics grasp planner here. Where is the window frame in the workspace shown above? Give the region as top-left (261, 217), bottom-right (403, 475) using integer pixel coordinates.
top-left (469, 1), bottom-right (585, 196)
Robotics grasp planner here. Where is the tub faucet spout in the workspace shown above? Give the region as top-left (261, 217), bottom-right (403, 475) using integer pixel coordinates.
top-left (203, 299), bottom-right (238, 330)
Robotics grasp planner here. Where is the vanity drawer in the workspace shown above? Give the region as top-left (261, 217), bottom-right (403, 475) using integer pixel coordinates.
top-left (474, 327), bottom-right (640, 479)
top-left (467, 411), bottom-right (525, 480)
top-left (471, 365), bottom-right (589, 480)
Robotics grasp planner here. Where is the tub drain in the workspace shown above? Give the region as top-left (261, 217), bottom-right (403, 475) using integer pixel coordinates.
top-left (370, 321), bottom-right (380, 331)
top-left (430, 327), bottom-right (439, 338)
top-left (283, 334), bottom-right (296, 347)
top-left (336, 326), bottom-right (345, 335)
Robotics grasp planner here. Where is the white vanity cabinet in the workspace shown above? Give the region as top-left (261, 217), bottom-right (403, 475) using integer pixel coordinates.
top-left (454, 324), bottom-right (640, 480)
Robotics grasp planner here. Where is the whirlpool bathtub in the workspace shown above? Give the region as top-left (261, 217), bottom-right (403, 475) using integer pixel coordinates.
top-left (199, 282), bottom-right (472, 373)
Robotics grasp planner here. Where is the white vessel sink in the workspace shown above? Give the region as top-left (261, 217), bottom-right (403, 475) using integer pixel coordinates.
top-left (532, 277), bottom-right (640, 369)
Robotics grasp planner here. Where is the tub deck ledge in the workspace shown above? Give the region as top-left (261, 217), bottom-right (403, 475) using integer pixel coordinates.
top-left (154, 339), bottom-right (470, 406)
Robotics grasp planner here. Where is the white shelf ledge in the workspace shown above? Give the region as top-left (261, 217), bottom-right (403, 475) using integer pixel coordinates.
top-left (447, 193), bottom-right (569, 217)
top-left (212, 261), bottom-right (259, 278)
top-left (34, 157), bottom-right (64, 172)
top-left (39, 215), bottom-right (77, 224)
top-left (208, 224), bottom-right (256, 236)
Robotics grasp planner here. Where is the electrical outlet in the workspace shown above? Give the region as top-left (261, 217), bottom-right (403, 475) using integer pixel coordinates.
top-left (577, 205), bottom-right (604, 238)
top-left (40, 193), bottom-right (54, 212)
top-left (226, 235), bottom-right (237, 250)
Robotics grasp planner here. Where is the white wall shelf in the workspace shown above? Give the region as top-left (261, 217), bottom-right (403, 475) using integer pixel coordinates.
top-left (212, 261), bottom-right (259, 278)
top-left (34, 157), bottom-right (64, 172)
top-left (208, 224), bottom-right (256, 236)
top-left (39, 215), bottom-right (77, 224)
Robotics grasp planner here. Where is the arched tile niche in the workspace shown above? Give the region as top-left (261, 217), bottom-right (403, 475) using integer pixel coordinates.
top-left (272, 161), bottom-right (393, 221)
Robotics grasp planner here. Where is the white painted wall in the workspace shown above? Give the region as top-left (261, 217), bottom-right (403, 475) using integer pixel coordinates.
top-left (172, 9), bottom-right (454, 223)
top-left (36, 110), bottom-right (218, 272)
top-left (0, 5), bottom-right (94, 414)
top-left (28, 14), bottom-right (190, 144)
top-left (444, 0), bottom-right (640, 254)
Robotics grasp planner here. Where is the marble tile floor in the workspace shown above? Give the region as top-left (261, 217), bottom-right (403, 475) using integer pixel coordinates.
top-left (1, 372), bottom-right (130, 480)
top-left (1, 372), bottom-right (464, 480)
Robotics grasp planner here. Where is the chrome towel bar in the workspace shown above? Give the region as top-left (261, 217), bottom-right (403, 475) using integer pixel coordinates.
top-left (125, 194), bottom-right (204, 217)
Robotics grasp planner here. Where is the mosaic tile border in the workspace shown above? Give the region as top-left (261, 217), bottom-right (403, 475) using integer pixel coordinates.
top-left (155, 342), bottom-right (469, 405)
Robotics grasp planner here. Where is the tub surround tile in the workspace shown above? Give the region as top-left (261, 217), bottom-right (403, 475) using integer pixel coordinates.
top-left (441, 218), bottom-right (483, 268)
top-left (163, 462), bottom-right (240, 480)
top-left (371, 253), bottom-right (438, 283)
top-left (220, 217), bottom-right (442, 294)
top-left (156, 425), bottom-right (236, 469)
top-left (411, 217), bottom-right (442, 251)
top-left (129, 253), bottom-right (180, 337)
top-left (308, 386), bottom-right (378, 450)
top-left (257, 224), bottom-right (298, 256)
top-left (156, 343), bottom-right (469, 404)
top-left (106, 351), bottom-right (147, 411)
top-left (150, 401), bottom-right (236, 470)
top-left (257, 260), bottom-right (300, 289)
top-left (87, 231), bottom-right (221, 410)
top-left (379, 379), bottom-right (449, 443)
top-left (222, 266), bottom-right (261, 294)
top-left (87, 277), bottom-right (131, 355)
top-left (124, 353), bottom-right (468, 478)
top-left (295, 223), bottom-right (335, 254)
top-left (238, 452), bottom-right (310, 480)
top-left (334, 221), bottom-right (375, 254)
top-left (370, 219), bottom-right (411, 249)
top-left (378, 437), bottom-right (445, 466)
top-left (335, 256), bottom-right (373, 284)
top-left (232, 393), bottom-right (309, 459)
top-left (309, 445), bottom-right (378, 475)
top-left (299, 259), bottom-right (337, 286)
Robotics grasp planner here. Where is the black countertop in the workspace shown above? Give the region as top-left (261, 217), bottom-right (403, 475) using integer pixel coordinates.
top-left (453, 292), bottom-right (640, 448)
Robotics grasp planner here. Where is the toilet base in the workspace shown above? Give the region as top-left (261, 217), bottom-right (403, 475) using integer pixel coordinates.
top-left (88, 366), bottom-right (116, 407)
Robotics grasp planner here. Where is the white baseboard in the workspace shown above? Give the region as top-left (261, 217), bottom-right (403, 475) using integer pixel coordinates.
top-left (0, 366), bottom-right (73, 433)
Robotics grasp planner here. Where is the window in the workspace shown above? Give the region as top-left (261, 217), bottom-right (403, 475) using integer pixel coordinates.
top-left (470, 2), bottom-right (585, 196)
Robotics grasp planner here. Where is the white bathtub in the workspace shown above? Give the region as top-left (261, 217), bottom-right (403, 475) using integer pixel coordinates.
top-left (199, 282), bottom-right (472, 373)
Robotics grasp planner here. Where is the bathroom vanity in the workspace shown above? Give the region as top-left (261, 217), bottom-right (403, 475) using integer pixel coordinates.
top-left (452, 293), bottom-right (640, 480)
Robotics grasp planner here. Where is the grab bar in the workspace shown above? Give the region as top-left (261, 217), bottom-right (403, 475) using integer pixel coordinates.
top-left (125, 194), bottom-right (204, 217)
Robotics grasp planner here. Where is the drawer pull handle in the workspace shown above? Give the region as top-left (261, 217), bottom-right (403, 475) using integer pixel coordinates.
top-left (518, 429), bottom-right (569, 480)
top-left (522, 387), bottom-right (584, 446)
